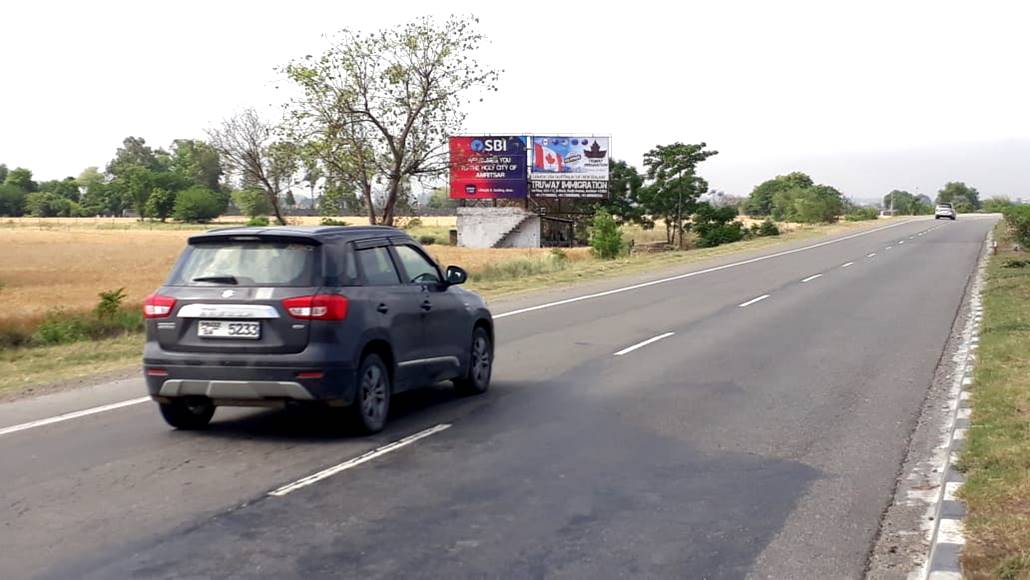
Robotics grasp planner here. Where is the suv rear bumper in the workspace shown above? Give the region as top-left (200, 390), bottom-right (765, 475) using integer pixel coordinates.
top-left (143, 363), bottom-right (358, 406)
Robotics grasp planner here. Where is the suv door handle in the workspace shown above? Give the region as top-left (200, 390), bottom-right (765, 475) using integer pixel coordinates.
top-left (420, 300), bottom-right (432, 311)
top-left (376, 304), bottom-right (389, 314)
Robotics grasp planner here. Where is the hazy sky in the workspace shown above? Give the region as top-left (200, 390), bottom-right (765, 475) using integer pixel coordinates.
top-left (3, 0), bottom-right (1028, 200)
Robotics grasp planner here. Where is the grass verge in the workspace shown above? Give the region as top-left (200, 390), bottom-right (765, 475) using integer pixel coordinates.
top-left (959, 221), bottom-right (1030, 579)
top-left (0, 334), bottom-right (142, 399)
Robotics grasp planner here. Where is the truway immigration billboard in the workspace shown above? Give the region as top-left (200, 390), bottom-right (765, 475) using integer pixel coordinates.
top-left (529, 136), bottom-right (610, 198)
top-left (449, 136), bottom-right (528, 199)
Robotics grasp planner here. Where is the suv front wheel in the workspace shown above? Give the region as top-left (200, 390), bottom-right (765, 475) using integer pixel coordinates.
top-left (159, 398), bottom-right (215, 430)
top-left (454, 327), bottom-right (492, 396)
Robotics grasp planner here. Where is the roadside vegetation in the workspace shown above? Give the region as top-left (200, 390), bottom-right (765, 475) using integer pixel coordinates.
top-left (959, 208), bottom-right (1030, 579)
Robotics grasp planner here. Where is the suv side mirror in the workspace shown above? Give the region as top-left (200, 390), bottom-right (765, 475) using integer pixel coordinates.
top-left (445, 265), bottom-right (467, 286)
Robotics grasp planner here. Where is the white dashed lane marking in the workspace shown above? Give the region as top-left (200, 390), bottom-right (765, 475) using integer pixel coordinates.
top-left (801, 274), bottom-right (823, 283)
top-left (613, 332), bottom-right (676, 356)
top-left (841, 262), bottom-right (854, 268)
top-left (738, 294), bottom-right (771, 308)
top-left (268, 424), bottom-right (452, 497)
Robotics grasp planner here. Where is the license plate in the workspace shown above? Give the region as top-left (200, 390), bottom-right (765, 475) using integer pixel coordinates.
top-left (198, 320), bottom-right (260, 339)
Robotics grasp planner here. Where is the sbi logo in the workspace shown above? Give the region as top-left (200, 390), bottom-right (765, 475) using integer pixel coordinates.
top-left (470, 138), bottom-right (506, 153)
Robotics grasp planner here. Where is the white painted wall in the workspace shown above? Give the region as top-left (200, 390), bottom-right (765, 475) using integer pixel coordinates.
top-left (456, 207), bottom-right (541, 248)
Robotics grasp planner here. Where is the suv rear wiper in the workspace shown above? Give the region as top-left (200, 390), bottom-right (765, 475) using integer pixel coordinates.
top-left (192, 275), bottom-right (238, 285)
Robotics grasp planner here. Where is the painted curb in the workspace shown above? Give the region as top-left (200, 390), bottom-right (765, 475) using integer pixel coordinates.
top-left (919, 230), bottom-right (991, 580)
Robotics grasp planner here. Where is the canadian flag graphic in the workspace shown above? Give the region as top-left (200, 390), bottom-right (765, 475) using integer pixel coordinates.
top-left (534, 142), bottom-right (564, 172)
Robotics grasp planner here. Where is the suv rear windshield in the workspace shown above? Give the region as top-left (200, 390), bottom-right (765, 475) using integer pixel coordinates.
top-left (167, 242), bottom-right (319, 287)
top-left (937, 203), bottom-right (953, 208)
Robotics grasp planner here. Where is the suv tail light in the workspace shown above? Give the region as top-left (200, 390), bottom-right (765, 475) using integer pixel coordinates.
top-left (143, 294), bottom-right (176, 318)
top-left (283, 294), bottom-right (348, 321)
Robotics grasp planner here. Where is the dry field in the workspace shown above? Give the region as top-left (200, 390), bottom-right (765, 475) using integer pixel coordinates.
top-left (0, 215), bottom-right (871, 337)
top-left (0, 223), bottom-right (580, 323)
top-left (0, 215), bottom-right (457, 229)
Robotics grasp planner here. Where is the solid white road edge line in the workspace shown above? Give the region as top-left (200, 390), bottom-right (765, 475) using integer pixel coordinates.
top-left (494, 219), bottom-right (919, 319)
top-left (1, 219), bottom-right (925, 436)
top-left (0, 396), bottom-right (151, 437)
top-left (268, 424), bottom-right (452, 497)
top-left (738, 294), bottom-right (771, 308)
top-left (841, 262), bottom-right (855, 268)
top-left (613, 332), bottom-right (675, 356)
top-left (801, 274), bottom-right (823, 283)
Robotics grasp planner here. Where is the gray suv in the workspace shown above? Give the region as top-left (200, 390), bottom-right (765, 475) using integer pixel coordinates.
top-left (143, 226), bottom-right (493, 433)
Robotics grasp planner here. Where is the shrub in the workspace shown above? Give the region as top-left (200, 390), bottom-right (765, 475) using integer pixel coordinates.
top-left (418, 235), bottom-right (436, 245)
top-left (1003, 205), bottom-right (1030, 249)
top-left (95, 288), bottom-right (127, 320)
top-left (320, 217), bottom-right (348, 226)
top-left (470, 254), bottom-right (569, 282)
top-left (32, 306), bottom-right (143, 346)
top-left (845, 207), bottom-right (879, 221)
top-left (549, 248), bottom-right (569, 263)
top-left (983, 197), bottom-right (1013, 213)
top-left (173, 187), bottom-right (224, 223)
top-left (759, 219), bottom-right (780, 236)
top-left (693, 203), bottom-right (746, 247)
top-left (589, 209), bottom-right (625, 259)
top-left (247, 216), bottom-right (271, 227)
top-left (403, 217), bottom-right (423, 229)
top-left (697, 223), bottom-right (745, 247)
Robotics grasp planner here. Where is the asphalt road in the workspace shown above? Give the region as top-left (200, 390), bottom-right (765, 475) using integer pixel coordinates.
top-left (0, 216), bottom-right (995, 579)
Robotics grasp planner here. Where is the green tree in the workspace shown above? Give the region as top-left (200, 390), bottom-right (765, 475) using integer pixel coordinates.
top-left (106, 136), bottom-right (166, 174)
top-left (38, 177), bottom-right (81, 202)
top-left (145, 188), bottom-right (177, 221)
top-left (0, 183), bottom-right (26, 216)
top-left (282, 16), bottom-right (501, 226)
top-left (744, 171), bottom-right (813, 216)
top-left (208, 109), bottom-right (296, 225)
top-left (639, 142), bottom-right (719, 247)
top-left (605, 159), bottom-right (647, 226)
top-left (77, 167), bottom-right (120, 216)
top-left (105, 137), bottom-right (172, 219)
top-left (883, 190), bottom-right (914, 214)
top-left (110, 165), bottom-right (156, 218)
top-left (4, 167), bottom-right (37, 192)
top-left (320, 180), bottom-right (366, 215)
top-left (936, 181), bottom-right (980, 210)
top-left (285, 189), bottom-right (296, 209)
top-left (773, 184), bottom-right (844, 223)
top-left (231, 188), bottom-right (273, 219)
top-left (589, 209), bottom-right (625, 259)
top-left (170, 139), bottom-right (222, 191)
top-left (172, 187), bottom-right (226, 223)
top-left (0, 164), bottom-right (8, 183)
top-left (25, 192), bottom-right (76, 217)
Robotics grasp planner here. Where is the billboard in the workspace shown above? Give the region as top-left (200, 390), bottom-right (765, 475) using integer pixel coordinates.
top-left (529, 136), bottom-right (610, 198)
top-left (449, 136), bottom-right (528, 199)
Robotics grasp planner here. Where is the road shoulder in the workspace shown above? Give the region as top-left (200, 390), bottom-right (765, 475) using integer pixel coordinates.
top-left (865, 222), bottom-right (990, 579)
